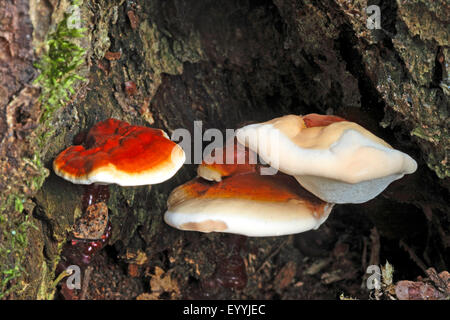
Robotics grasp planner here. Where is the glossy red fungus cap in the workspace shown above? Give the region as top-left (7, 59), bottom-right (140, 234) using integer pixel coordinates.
top-left (164, 172), bottom-right (334, 237)
top-left (197, 137), bottom-right (258, 182)
top-left (302, 113), bottom-right (346, 128)
top-left (53, 118), bottom-right (185, 186)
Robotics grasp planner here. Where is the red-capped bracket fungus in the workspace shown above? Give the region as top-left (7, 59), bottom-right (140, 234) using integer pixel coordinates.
top-left (53, 118), bottom-right (186, 238)
top-left (53, 118), bottom-right (185, 267)
top-left (53, 118), bottom-right (186, 186)
top-left (164, 171), bottom-right (334, 237)
top-left (197, 137), bottom-right (259, 182)
top-left (235, 114), bottom-right (418, 204)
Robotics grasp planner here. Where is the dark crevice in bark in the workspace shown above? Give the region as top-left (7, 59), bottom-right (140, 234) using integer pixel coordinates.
top-left (379, 0), bottom-right (398, 36)
top-left (336, 25), bottom-right (385, 119)
top-left (431, 46), bottom-right (444, 89)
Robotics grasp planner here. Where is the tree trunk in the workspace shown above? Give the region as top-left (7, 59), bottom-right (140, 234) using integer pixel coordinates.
top-left (1, 0), bottom-right (448, 299)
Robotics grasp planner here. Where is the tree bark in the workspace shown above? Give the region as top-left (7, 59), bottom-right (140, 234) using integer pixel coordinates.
top-left (1, 0), bottom-right (448, 299)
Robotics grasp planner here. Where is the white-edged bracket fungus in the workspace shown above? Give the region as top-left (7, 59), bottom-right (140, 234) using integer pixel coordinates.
top-left (164, 171), bottom-right (334, 237)
top-left (54, 118), bottom-right (186, 267)
top-left (53, 118), bottom-right (186, 186)
top-left (197, 137), bottom-right (258, 182)
top-left (236, 113), bottom-right (417, 204)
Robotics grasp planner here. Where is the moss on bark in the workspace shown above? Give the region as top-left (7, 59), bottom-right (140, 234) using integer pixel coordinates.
top-left (1, 0), bottom-right (448, 299)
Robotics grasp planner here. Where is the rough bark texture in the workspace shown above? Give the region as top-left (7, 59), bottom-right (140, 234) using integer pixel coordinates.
top-left (0, 0), bottom-right (448, 299)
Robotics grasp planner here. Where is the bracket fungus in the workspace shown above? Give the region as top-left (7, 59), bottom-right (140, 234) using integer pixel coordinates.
top-left (236, 114), bottom-right (418, 204)
top-left (53, 118), bottom-right (185, 186)
top-left (197, 137), bottom-right (259, 182)
top-left (164, 171), bottom-right (333, 237)
top-left (54, 118), bottom-right (185, 268)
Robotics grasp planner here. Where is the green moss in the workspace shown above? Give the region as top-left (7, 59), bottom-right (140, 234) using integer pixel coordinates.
top-left (14, 196), bottom-right (25, 213)
top-left (31, 0), bottom-right (87, 191)
top-left (0, 216), bottom-right (38, 299)
top-left (32, 0), bottom-right (87, 185)
top-left (34, 2), bottom-right (86, 124)
top-left (0, 0), bottom-right (87, 299)
top-left (29, 0), bottom-right (86, 198)
top-left (425, 152), bottom-right (449, 179)
top-left (0, 142), bottom-right (50, 298)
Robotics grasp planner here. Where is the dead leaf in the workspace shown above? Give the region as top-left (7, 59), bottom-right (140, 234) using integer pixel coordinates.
top-left (125, 249), bottom-right (148, 265)
top-left (274, 261), bottom-right (297, 290)
top-left (304, 258), bottom-right (331, 276)
top-left (128, 264), bottom-right (140, 278)
top-left (148, 267), bottom-right (180, 299)
top-left (136, 292), bottom-right (159, 300)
